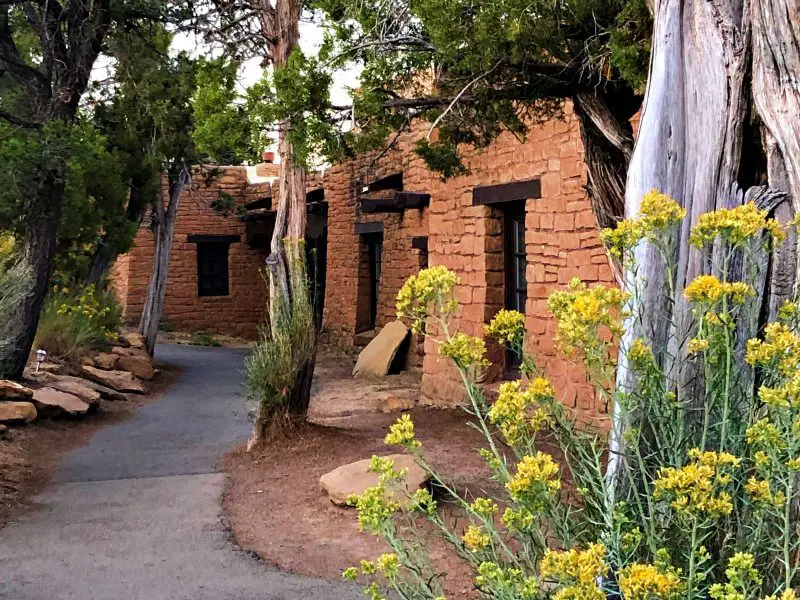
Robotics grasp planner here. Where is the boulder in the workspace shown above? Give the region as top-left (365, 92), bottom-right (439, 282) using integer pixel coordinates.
top-left (0, 379), bottom-right (34, 401)
top-left (0, 401), bottom-right (37, 424)
top-left (121, 332), bottom-right (146, 349)
top-left (115, 355), bottom-right (155, 380)
top-left (319, 454), bottom-right (428, 506)
top-left (55, 375), bottom-right (127, 401)
top-left (32, 388), bottom-right (90, 418)
top-left (92, 352), bottom-right (119, 370)
top-left (22, 369), bottom-right (58, 384)
top-left (352, 320), bottom-right (410, 378)
top-left (48, 379), bottom-right (101, 408)
top-left (111, 345), bottom-right (150, 359)
top-left (81, 366), bottom-right (145, 394)
top-left (0, 423), bottom-right (7, 435)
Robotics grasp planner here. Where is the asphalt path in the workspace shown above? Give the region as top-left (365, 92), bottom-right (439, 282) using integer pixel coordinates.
top-left (0, 344), bottom-right (360, 600)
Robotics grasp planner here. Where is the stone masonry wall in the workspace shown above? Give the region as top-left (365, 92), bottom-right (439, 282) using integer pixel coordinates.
top-left (322, 105), bottom-right (615, 418)
top-left (113, 166), bottom-right (272, 339)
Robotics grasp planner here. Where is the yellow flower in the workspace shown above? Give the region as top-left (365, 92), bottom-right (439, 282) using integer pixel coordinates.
top-left (384, 414), bottom-right (421, 449)
top-left (438, 333), bottom-right (490, 369)
top-left (684, 275), bottom-right (754, 305)
top-left (787, 458), bottom-right (800, 471)
top-left (488, 379), bottom-right (553, 445)
top-left (690, 202), bottom-right (785, 248)
top-left (342, 566), bottom-right (359, 581)
top-left (548, 279), bottom-right (628, 358)
top-left (501, 507), bottom-right (535, 532)
top-left (376, 553), bottom-right (399, 577)
top-left (361, 559), bottom-right (377, 575)
top-left (462, 524), bottom-right (490, 552)
top-left (639, 190), bottom-right (686, 231)
top-left (506, 452), bottom-right (561, 506)
top-left (396, 265), bottom-right (460, 331)
top-left (745, 477), bottom-right (784, 508)
top-left (628, 339), bottom-right (656, 368)
top-left (757, 377), bottom-right (800, 409)
top-left (470, 497), bottom-right (499, 518)
top-left (601, 219), bottom-right (645, 259)
top-left (746, 323), bottom-right (800, 376)
top-left (778, 300), bottom-right (800, 322)
top-left (618, 563), bottom-right (682, 600)
top-left (746, 418), bottom-right (786, 450)
top-left (476, 561), bottom-right (538, 599)
top-left (486, 309), bottom-right (526, 346)
top-left (409, 488), bottom-right (437, 515)
top-left (763, 591), bottom-right (798, 600)
top-left (540, 543), bottom-right (608, 583)
top-left (653, 450), bottom-right (739, 518)
top-left (688, 338), bottom-right (710, 354)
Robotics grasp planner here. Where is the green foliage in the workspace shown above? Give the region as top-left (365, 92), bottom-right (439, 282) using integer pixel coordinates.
top-left (192, 58), bottom-right (254, 164)
top-left (295, 0), bottom-right (652, 174)
top-left (344, 198), bottom-right (800, 599)
top-left (35, 284), bottom-right (122, 362)
top-left (186, 332), bottom-right (222, 347)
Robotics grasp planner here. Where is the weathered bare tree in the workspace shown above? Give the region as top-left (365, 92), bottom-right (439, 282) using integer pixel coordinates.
top-left (611, 0), bottom-right (800, 482)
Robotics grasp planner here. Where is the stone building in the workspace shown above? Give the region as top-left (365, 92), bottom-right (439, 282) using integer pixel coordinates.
top-left (113, 105), bottom-right (615, 415)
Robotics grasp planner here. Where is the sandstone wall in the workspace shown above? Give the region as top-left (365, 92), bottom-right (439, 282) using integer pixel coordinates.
top-left (114, 166), bottom-right (271, 339)
top-left (321, 105), bottom-right (615, 417)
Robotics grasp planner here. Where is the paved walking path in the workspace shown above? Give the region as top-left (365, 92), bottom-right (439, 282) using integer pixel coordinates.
top-left (0, 344), bottom-right (359, 600)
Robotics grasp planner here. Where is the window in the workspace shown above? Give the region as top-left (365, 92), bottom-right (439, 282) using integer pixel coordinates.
top-left (197, 242), bottom-right (230, 297)
top-left (503, 201), bottom-right (527, 375)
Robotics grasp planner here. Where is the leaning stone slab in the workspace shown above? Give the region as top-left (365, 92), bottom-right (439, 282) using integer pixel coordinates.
top-left (81, 366), bottom-right (145, 394)
top-left (48, 379), bottom-right (101, 408)
top-left (0, 379), bottom-right (34, 401)
top-left (115, 355), bottom-right (155, 381)
top-left (0, 401), bottom-right (37, 424)
top-left (55, 375), bottom-right (127, 401)
top-left (121, 332), bottom-right (146, 349)
top-left (319, 454), bottom-right (427, 506)
top-left (352, 320), bottom-right (410, 378)
top-left (32, 388), bottom-right (90, 418)
top-left (111, 345), bottom-right (150, 359)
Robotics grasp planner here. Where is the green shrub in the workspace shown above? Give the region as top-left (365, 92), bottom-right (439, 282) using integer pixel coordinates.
top-left (0, 242), bottom-right (32, 368)
top-left (186, 332), bottom-right (221, 347)
top-left (35, 284), bottom-right (122, 362)
top-left (345, 195), bottom-right (800, 600)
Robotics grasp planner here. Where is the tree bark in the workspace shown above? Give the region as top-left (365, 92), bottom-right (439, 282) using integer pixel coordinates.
top-left (610, 0), bottom-right (800, 486)
top-left (0, 172), bottom-right (64, 379)
top-left (138, 163), bottom-right (189, 356)
top-left (248, 0), bottom-right (313, 450)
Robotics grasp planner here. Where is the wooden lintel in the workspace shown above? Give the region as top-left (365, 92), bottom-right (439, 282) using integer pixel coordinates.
top-left (472, 179), bottom-right (541, 206)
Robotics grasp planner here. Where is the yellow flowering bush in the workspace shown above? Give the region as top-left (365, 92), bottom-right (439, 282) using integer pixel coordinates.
top-left (35, 283), bottom-right (122, 362)
top-left (345, 194), bottom-right (800, 600)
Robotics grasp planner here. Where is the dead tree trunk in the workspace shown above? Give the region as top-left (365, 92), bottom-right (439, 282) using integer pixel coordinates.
top-left (247, 0), bottom-right (314, 450)
top-left (138, 162), bottom-right (189, 356)
top-left (610, 0), bottom-right (800, 484)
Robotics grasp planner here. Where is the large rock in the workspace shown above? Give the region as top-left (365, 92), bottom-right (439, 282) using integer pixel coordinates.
top-left (81, 366), bottom-right (145, 394)
top-left (116, 355), bottom-right (155, 381)
top-left (48, 379), bottom-right (101, 408)
top-left (121, 332), bottom-right (146, 349)
top-left (319, 454), bottom-right (427, 506)
top-left (55, 375), bottom-right (127, 401)
top-left (352, 320), bottom-right (410, 378)
top-left (111, 345), bottom-right (150, 359)
top-left (0, 379), bottom-right (34, 401)
top-left (92, 352), bottom-right (119, 370)
top-left (0, 401), bottom-right (37, 424)
top-left (32, 388), bottom-right (90, 418)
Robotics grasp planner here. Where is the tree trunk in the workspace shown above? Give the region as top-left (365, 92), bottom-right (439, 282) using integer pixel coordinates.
top-left (609, 0), bottom-right (800, 486)
top-left (138, 163), bottom-right (189, 356)
top-left (248, 0), bottom-right (312, 450)
top-left (0, 172), bottom-right (64, 379)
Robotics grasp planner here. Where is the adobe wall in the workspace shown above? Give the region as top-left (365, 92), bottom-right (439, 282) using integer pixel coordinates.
top-left (321, 104), bottom-right (615, 417)
top-left (113, 166), bottom-right (273, 339)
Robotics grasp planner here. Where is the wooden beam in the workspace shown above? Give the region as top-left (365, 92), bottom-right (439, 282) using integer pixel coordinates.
top-left (472, 179), bottom-right (541, 206)
top-left (355, 222), bottom-right (384, 234)
top-left (359, 190), bottom-right (430, 213)
top-left (187, 234), bottom-right (241, 244)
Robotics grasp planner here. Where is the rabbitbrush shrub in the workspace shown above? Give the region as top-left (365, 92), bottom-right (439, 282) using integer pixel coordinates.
top-left (344, 193), bottom-right (800, 600)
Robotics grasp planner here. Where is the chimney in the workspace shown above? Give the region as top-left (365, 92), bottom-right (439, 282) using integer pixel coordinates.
top-left (262, 151), bottom-right (275, 163)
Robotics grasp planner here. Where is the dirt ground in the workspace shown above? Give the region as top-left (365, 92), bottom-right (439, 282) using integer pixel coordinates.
top-left (221, 403), bottom-right (515, 597)
top-left (0, 363), bottom-right (181, 527)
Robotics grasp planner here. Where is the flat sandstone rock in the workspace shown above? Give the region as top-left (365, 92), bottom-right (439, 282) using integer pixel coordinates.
top-left (48, 379), bottom-right (101, 408)
top-left (116, 355), bottom-right (155, 381)
top-left (32, 387), bottom-right (90, 417)
top-left (0, 379), bottom-right (34, 401)
top-left (0, 401), bottom-right (37, 424)
top-left (81, 366), bottom-right (145, 394)
top-left (352, 320), bottom-right (410, 378)
top-left (55, 375), bottom-right (128, 401)
top-left (319, 454), bottom-right (427, 506)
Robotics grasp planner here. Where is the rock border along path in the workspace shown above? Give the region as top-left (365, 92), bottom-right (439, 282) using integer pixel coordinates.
top-left (0, 344), bottom-right (359, 600)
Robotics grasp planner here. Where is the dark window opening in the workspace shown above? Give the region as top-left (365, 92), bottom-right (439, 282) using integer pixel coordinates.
top-left (356, 232), bottom-right (383, 332)
top-left (197, 242), bottom-right (230, 297)
top-left (503, 201), bottom-right (527, 377)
